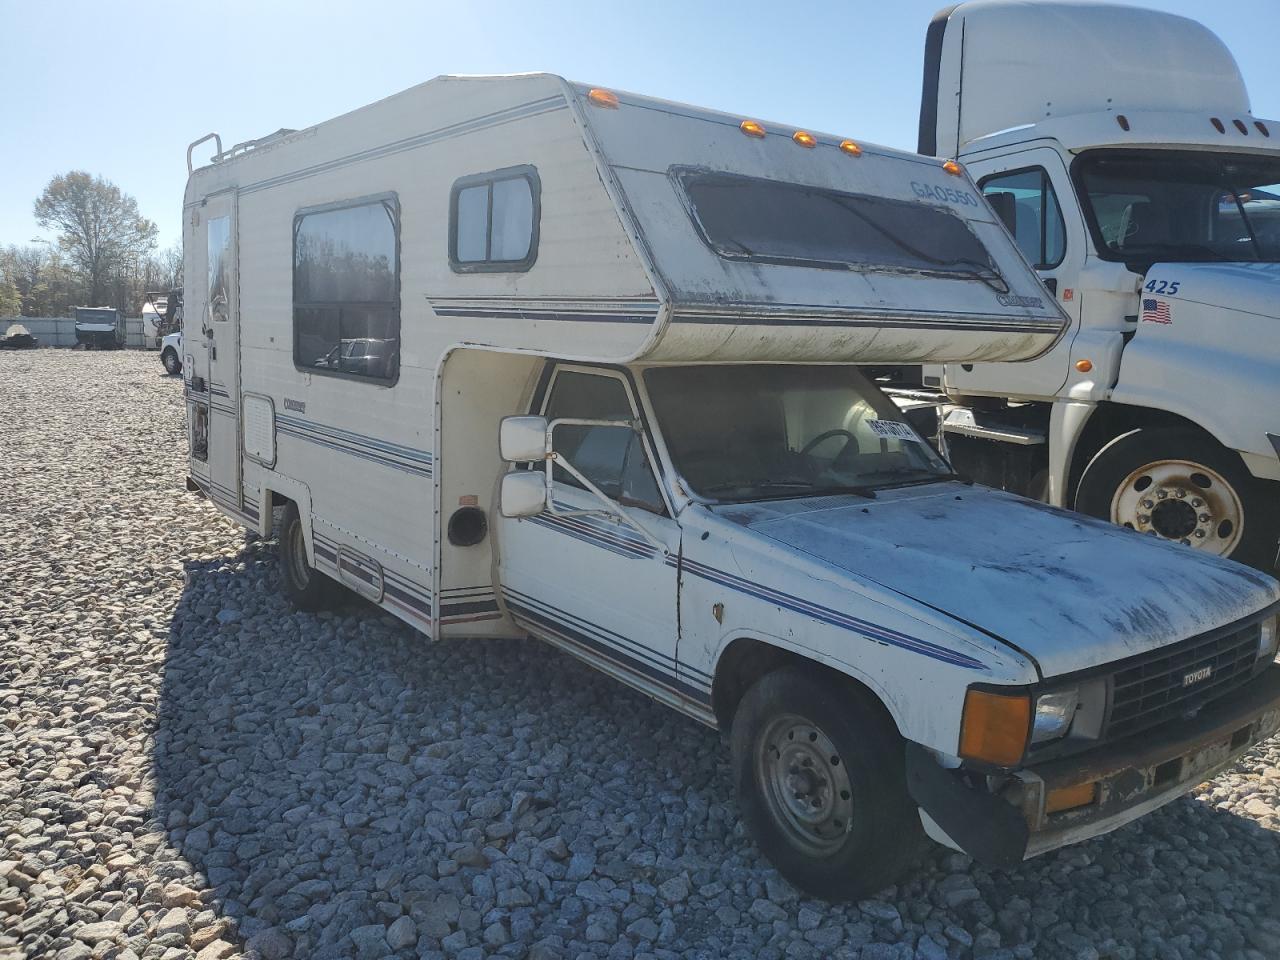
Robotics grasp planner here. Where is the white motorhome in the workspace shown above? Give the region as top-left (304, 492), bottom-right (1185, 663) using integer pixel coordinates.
top-left (913, 0), bottom-right (1280, 568)
top-left (181, 75), bottom-right (1280, 898)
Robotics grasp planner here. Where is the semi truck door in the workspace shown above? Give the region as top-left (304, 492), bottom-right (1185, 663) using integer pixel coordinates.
top-left (497, 366), bottom-right (689, 711)
top-left (944, 148), bottom-right (1085, 398)
top-left (201, 191), bottom-right (243, 512)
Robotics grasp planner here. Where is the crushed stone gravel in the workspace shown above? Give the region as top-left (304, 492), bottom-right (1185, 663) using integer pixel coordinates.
top-left (2, 350), bottom-right (1279, 960)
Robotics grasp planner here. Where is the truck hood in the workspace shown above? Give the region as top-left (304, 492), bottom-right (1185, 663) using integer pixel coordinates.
top-left (713, 483), bottom-right (1279, 678)
top-left (1152, 261), bottom-right (1280, 321)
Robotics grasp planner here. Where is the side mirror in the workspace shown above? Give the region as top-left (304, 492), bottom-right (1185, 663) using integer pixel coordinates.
top-left (500, 470), bottom-right (548, 518)
top-left (500, 415), bottom-right (549, 462)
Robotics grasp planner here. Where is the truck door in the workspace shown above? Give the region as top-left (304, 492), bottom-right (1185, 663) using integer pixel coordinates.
top-left (497, 365), bottom-right (689, 710)
top-left (200, 191), bottom-right (242, 510)
top-left (944, 148), bottom-right (1086, 398)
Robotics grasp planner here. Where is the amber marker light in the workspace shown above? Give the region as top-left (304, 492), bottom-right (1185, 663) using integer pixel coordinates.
top-left (792, 130), bottom-right (817, 148)
top-left (942, 159), bottom-right (964, 176)
top-left (587, 88), bottom-right (619, 109)
top-left (740, 120), bottom-right (767, 139)
top-left (839, 139), bottom-right (863, 156)
top-left (1075, 359), bottom-right (1094, 373)
top-left (1045, 781), bottom-right (1098, 815)
top-left (959, 689), bottom-right (1031, 767)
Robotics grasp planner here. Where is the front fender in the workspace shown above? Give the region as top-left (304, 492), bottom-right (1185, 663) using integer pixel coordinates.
top-left (1112, 299), bottom-right (1280, 482)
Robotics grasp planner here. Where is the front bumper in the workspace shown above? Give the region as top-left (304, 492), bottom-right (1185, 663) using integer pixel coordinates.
top-left (907, 664), bottom-right (1280, 868)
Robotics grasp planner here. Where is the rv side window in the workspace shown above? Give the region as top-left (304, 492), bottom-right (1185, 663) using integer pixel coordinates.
top-left (541, 370), bottom-right (664, 514)
top-left (979, 168), bottom-right (1066, 269)
top-left (293, 195), bottom-right (400, 383)
top-left (449, 166), bottom-right (539, 272)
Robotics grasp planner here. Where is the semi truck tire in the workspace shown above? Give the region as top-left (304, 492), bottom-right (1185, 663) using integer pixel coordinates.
top-left (1075, 427), bottom-right (1279, 569)
top-left (279, 502), bottom-right (337, 611)
top-left (730, 665), bottom-right (922, 900)
top-left (161, 348), bottom-right (182, 375)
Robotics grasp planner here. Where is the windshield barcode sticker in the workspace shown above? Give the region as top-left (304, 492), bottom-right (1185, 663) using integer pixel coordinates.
top-left (867, 419), bottom-right (921, 442)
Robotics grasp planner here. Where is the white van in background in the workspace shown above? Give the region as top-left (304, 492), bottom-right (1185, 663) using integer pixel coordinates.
top-left (180, 75), bottom-right (1280, 898)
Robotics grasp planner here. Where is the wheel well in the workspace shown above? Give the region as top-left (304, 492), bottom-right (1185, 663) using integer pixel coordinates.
top-left (711, 638), bottom-right (898, 734)
top-left (1068, 404), bottom-right (1223, 504)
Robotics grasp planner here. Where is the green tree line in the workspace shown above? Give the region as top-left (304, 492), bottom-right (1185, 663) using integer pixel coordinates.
top-left (0, 171), bottom-right (180, 318)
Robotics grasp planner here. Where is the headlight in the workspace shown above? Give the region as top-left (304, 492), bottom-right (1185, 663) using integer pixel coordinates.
top-left (1260, 615), bottom-right (1279, 662)
top-left (1031, 689), bottom-right (1079, 744)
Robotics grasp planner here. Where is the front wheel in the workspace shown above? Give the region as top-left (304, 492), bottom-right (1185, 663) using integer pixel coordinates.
top-left (162, 348), bottom-right (182, 375)
top-left (731, 665), bottom-right (922, 900)
top-left (279, 502), bottom-right (336, 611)
top-left (1075, 427), bottom-right (1279, 569)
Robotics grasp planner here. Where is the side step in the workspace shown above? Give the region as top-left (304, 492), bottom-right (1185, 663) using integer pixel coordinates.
top-left (940, 407), bottom-right (1046, 446)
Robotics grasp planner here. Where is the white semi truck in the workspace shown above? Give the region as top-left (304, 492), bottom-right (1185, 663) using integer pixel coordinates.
top-left (909, 1), bottom-right (1280, 569)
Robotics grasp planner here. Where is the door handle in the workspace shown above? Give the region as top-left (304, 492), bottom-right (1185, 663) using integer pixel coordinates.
top-left (1042, 277), bottom-right (1058, 295)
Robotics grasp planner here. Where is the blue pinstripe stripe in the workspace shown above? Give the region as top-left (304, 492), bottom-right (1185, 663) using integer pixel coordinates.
top-left (678, 557), bottom-right (988, 671)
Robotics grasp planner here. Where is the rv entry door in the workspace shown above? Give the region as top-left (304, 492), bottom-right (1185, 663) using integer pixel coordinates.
top-left (498, 366), bottom-right (688, 709)
top-left (202, 192), bottom-right (242, 510)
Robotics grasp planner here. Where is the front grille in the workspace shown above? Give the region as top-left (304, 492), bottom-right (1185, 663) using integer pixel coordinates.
top-left (1105, 621), bottom-right (1262, 741)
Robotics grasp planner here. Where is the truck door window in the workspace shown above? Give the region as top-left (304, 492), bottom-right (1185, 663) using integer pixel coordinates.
top-left (541, 370), bottom-right (665, 514)
top-left (979, 168), bottom-right (1066, 269)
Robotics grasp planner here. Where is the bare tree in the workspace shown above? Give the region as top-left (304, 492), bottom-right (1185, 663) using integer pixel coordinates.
top-left (33, 172), bottom-right (158, 306)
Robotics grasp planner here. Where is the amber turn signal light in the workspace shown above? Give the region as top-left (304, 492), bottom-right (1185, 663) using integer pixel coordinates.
top-left (1045, 781), bottom-right (1098, 815)
top-left (740, 120), bottom-right (766, 138)
top-left (942, 159), bottom-right (964, 176)
top-left (1075, 359), bottom-right (1093, 373)
top-left (587, 88), bottom-right (619, 109)
top-left (959, 689), bottom-right (1031, 766)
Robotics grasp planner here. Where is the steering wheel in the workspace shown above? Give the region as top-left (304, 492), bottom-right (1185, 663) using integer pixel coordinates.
top-left (801, 429), bottom-right (858, 458)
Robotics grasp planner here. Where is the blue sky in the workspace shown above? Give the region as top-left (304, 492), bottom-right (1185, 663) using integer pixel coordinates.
top-left (2, 0), bottom-right (1276, 249)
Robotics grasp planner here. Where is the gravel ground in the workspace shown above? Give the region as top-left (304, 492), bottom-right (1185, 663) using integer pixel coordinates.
top-left (2, 350), bottom-right (1280, 960)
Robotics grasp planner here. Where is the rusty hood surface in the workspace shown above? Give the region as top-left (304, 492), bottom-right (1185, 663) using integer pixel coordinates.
top-left (713, 483), bottom-right (1280, 678)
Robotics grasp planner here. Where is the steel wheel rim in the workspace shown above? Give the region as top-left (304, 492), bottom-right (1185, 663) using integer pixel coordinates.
top-left (755, 714), bottom-right (854, 858)
top-left (288, 521), bottom-right (311, 589)
top-left (1110, 459), bottom-right (1243, 556)
top-left (164, 352), bottom-right (178, 373)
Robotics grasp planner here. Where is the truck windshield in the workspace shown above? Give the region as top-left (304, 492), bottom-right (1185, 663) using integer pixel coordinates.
top-left (1076, 150), bottom-right (1280, 266)
top-left (676, 169), bottom-right (1007, 290)
top-left (644, 365), bottom-right (953, 503)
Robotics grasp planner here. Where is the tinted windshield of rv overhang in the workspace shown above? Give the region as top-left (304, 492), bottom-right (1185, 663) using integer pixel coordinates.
top-left (676, 170), bottom-right (1006, 289)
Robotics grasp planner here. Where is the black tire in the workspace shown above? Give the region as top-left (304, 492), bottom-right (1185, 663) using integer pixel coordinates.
top-left (162, 348), bottom-right (182, 375)
top-left (1075, 427), bottom-right (1280, 570)
top-left (279, 502), bottom-right (335, 611)
top-left (731, 665), bottom-right (922, 900)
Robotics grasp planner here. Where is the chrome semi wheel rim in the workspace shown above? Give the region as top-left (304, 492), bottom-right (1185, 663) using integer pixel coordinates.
top-left (755, 714), bottom-right (854, 858)
top-left (288, 521), bottom-right (311, 589)
top-left (1111, 459), bottom-right (1243, 556)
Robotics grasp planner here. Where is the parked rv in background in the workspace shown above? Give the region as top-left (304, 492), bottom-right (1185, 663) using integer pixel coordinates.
top-left (903, 0), bottom-right (1280, 569)
top-left (73, 306), bottom-right (124, 349)
top-left (180, 74), bottom-right (1280, 899)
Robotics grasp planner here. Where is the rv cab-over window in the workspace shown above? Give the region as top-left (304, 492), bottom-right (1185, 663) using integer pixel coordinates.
top-left (293, 195), bottom-right (400, 383)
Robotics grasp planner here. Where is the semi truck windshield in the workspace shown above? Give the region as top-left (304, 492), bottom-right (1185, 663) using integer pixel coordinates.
top-left (644, 365), bottom-right (953, 503)
top-left (1076, 150), bottom-right (1280, 266)
top-left (676, 169), bottom-right (1006, 288)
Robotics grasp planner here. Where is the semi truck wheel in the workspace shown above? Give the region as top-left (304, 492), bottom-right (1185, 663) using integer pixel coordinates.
top-left (1076, 427), bottom-right (1279, 568)
top-left (730, 665), bottom-right (922, 900)
top-left (162, 348), bottom-right (182, 375)
top-left (279, 502), bottom-right (335, 611)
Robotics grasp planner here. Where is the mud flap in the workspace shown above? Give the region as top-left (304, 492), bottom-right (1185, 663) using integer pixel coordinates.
top-left (905, 742), bottom-right (1029, 869)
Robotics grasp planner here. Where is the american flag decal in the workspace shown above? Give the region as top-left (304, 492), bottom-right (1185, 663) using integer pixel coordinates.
top-left (1142, 298), bottom-right (1172, 324)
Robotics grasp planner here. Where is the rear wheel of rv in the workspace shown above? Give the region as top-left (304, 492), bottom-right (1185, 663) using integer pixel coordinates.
top-left (731, 665), bottom-right (921, 900)
top-left (1075, 426), bottom-right (1279, 568)
top-left (279, 502), bottom-right (334, 610)
top-left (161, 348), bottom-right (182, 375)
